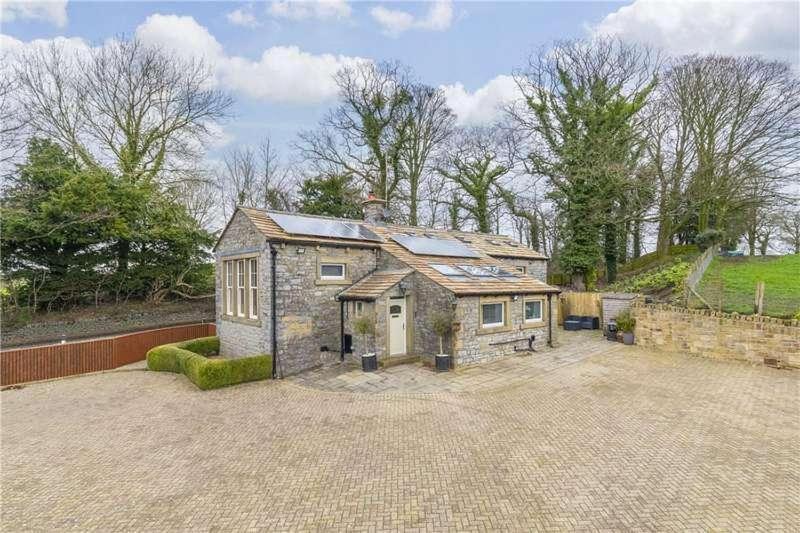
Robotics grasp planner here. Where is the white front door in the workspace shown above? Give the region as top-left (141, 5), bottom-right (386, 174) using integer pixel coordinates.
top-left (388, 297), bottom-right (407, 355)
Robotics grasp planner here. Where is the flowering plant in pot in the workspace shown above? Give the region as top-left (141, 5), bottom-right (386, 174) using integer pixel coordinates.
top-left (353, 314), bottom-right (377, 371)
top-left (615, 309), bottom-right (636, 345)
top-left (431, 310), bottom-right (454, 371)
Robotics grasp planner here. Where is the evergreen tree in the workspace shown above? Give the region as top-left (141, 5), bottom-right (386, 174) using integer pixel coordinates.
top-left (296, 174), bottom-right (362, 219)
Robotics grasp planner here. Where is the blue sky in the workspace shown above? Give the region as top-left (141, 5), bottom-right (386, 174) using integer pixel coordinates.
top-left (3, 1), bottom-right (798, 159)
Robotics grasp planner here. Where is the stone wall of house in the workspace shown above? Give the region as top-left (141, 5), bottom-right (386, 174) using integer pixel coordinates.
top-left (601, 293), bottom-right (639, 327)
top-left (632, 303), bottom-right (800, 368)
top-left (453, 294), bottom-right (557, 366)
top-left (215, 211), bottom-right (271, 358)
top-left (496, 257), bottom-right (548, 281)
top-left (274, 243), bottom-right (378, 376)
top-left (409, 273), bottom-right (455, 362)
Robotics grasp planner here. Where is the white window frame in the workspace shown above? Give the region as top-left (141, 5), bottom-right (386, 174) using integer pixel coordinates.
top-left (320, 262), bottom-right (346, 280)
top-left (355, 301), bottom-right (364, 316)
top-left (481, 301), bottom-right (505, 329)
top-left (237, 259), bottom-right (246, 317)
top-left (249, 258), bottom-right (258, 320)
top-left (225, 261), bottom-right (233, 316)
top-left (524, 298), bottom-right (543, 323)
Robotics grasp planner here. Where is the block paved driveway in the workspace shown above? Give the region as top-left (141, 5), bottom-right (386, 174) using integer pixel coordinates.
top-left (2, 331), bottom-right (798, 531)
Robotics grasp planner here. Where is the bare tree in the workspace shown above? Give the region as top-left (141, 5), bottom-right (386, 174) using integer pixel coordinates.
top-left (296, 61), bottom-right (410, 209)
top-left (218, 138), bottom-right (293, 219)
top-left (778, 208), bottom-right (800, 254)
top-left (400, 83), bottom-right (455, 225)
top-left (13, 37), bottom-right (233, 183)
top-left (435, 126), bottom-right (513, 233)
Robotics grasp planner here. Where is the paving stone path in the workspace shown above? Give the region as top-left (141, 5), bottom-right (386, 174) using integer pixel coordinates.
top-left (2, 331), bottom-right (798, 531)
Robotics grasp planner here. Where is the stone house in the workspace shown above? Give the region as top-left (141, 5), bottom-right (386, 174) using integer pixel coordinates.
top-left (214, 195), bottom-right (560, 377)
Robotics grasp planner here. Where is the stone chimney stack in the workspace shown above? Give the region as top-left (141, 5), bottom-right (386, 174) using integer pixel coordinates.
top-left (361, 191), bottom-right (388, 225)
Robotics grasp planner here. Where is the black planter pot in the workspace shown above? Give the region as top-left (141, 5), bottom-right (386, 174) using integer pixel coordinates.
top-left (361, 353), bottom-right (378, 372)
top-left (435, 354), bottom-right (451, 372)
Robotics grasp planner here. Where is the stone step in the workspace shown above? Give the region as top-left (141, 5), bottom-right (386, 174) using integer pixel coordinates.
top-left (379, 354), bottom-right (421, 369)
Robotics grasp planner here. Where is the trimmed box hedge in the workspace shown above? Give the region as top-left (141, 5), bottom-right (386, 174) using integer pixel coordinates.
top-left (146, 336), bottom-right (271, 390)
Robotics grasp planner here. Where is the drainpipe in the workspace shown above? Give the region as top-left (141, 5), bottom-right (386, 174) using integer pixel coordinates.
top-left (339, 299), bottom-right (345, 361)
top-left (547, 293), bottom-right (553, 348)
top-left (270, 246), bottom-right (278, 379)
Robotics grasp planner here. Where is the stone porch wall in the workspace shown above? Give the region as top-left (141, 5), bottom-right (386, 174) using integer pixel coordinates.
top-left (453, 295), bottom-right (557, 367)
top-left (342, 272), bottom-right (453, 366)
top-left (632, 303), bottom-right (800, 368)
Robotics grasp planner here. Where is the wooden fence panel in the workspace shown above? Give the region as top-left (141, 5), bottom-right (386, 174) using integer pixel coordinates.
top-left (558, 292), bottom-right (603, 325)
top-left (1, 323), bottom-right (215, 386)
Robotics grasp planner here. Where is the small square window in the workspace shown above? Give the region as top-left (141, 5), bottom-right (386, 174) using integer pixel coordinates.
top-left (481, 302), bottom-right (505, 328)
top-left (525, 300), bottom-right (543, 322)
top-left (516, 266), bottom-right (526, 274)
top-left (320, 263), bottom-right (345, 280)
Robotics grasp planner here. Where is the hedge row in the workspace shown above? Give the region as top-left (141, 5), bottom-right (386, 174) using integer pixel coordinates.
top-left (146, 336), bottom-right (271, 390)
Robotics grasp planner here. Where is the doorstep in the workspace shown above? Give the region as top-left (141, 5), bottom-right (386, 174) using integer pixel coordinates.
top-left (379, 354), bottom-right (421, 369)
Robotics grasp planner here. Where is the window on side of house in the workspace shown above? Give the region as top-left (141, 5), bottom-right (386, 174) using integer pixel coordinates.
top-left (225, 260), bottom-right (234, 316)
top-left (516, 266), bottom-right (526, 274)
top-left (320, 263), bottom-right (345, 280)
top-left (524, 299), bottom-right (543, 323)
top-left (237, 259), bottom-right (246, 317)
top-left (481, 301), bottom-right (505, 329)
top-left (355, 301), bottom-right (364, 316)
top-left (249, 258), bottom-right (258, 319)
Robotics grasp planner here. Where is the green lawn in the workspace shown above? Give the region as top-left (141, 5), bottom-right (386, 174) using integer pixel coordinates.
top-left (695, 255), bottom-right (800, 318)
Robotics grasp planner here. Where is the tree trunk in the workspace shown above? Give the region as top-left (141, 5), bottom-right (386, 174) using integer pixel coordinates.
top-left (117, 239), bottom-right (130, 273)
top-left (632, 219), bottom-right (642, 259)
top-left (604, 222), bottom-right (617, 284)
top-left (408, 177), bottom-right (418, 226)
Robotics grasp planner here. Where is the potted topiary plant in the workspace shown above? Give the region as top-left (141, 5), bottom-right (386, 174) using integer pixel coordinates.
top-left (431, 310), bottom-right (454, 371)
top-left (353, 314), bottom-right (377, 371)
top-left (616, 309), bottom-right (636, 345)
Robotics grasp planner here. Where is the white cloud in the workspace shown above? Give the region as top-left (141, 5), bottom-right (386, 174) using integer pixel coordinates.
top-left (133, 14), bottom-right (365, 105)
top-left (440, 75), bottom-right (519, 126)
top-left (591, 0), bottom-right (799, 65)
top-left (268, 0), bottom-right (351, 21)
top-left (226, 8), bottom-right (261, 28)
top-left (371, 0), bottom-right (453, 37)
top-left (0, 0), bottom-right (68, 28)
top-left (135, 14), bottom-right (224, 64)
top-left (220, 46), bottom-right (364, 104)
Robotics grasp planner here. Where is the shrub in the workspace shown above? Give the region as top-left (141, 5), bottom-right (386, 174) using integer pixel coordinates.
top-left (695, 229), bottom-right (724, 251)
top-left (146, 336), bottom-right (271, 390)
top-left (615, 309), bottom-right (636, 333)
top-left (609, 260), bottom-right (692, 294)
top-left (176, 336), bottom-right (219, 356)
top-left (352, 314), bottom-right (375, 336)
top-left (430, 310), bottom-right (454, 354)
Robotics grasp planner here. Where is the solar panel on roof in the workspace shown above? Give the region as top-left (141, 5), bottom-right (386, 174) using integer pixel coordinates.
top-left (268, 213), bottom-right (382, 242)
top-left (429, 264), bottom-right (470, 281)
top-left (457, 265), bottom-right (495, 277)
top-left (391, 234), bottom-right (480, 258)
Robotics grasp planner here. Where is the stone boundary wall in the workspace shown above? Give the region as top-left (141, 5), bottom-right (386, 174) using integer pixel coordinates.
top-left (632, 303), bottom-right (800, 368)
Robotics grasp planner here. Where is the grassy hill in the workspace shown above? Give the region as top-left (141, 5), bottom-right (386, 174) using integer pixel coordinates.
top-left (694, 255), bottom-right (800, 318)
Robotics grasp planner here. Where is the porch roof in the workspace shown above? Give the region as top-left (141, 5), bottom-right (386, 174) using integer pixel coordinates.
top-left (337, 270), bottom-right (413, 301)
